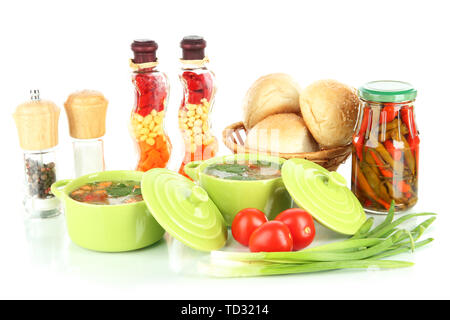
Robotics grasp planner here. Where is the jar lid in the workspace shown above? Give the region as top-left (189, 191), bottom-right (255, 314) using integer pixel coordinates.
top-left (131, 39), bottom-right (158, 63)
top-left (359, 80), bottom-right (417, 103)
top-left (281, 159), bottom-right (366, 235)
top-left (141, 169), bottom-right (227, 252)
top-left (180, 35), bottom-right (206, 60)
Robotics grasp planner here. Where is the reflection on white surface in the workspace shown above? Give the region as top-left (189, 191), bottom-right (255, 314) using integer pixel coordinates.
top-left (66, 238), bottom-right (169, 285)
top-left (166, 234), bottom-right (208, 275)
top-left (22, 213), bottom-right (175, 285)
top-left (24, 214), bottom-right (68, 270)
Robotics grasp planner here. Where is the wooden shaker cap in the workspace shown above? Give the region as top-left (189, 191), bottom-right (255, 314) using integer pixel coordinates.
top-left (13, 94), bottom-right (60, 151)
top-left (64, 90), bottom-right (108, 139)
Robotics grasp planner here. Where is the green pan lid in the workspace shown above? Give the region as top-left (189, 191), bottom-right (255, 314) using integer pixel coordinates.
top-left (359, 80), bottom-right (417, 103)
top-left (282, 159), bottom-right (366, 235)
top-left (141, 169), bottom-right (227, 251)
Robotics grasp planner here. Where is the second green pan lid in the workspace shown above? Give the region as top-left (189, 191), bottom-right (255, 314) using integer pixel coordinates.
top-left (282, 159), bottom-right (366, 235)
top-left (141, 169), bottom-right (227, 252)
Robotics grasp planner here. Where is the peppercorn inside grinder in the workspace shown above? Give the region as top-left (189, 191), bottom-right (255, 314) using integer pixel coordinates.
top-left (177, 36), bottom-right (218, 178)
top-left (129, 39), bottom-right (172, 171)
top-left (13, 90), bottom-right (61, 218)
top-left (351, 81), bottom-right (419, 214)
top-left (64, 90), bottom-right (108, 177)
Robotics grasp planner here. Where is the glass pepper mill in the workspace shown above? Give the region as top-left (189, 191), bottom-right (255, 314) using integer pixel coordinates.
top-left (13, 90), bottom-right (61, 218)
top-left (64, 90), bottom-right (108, 177)
top-left (178, 35), bottom-right (218, 178)
top-left (129, 39), bottom-right (172, 171)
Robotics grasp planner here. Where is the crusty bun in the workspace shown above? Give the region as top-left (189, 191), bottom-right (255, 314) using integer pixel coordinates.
top-left (243, 73), bottom-right (301, 129)
top-left (300, 79), bottom-right (359, 148)
top-left (245, 113), bottom-right (319, 154)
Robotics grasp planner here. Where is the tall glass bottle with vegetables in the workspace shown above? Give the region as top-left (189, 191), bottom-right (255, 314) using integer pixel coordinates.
top-left (177, 36), bottom-right (218, 178)
top-left (129, 40), bottom-right (171, 171)
top-left (352, 81), bottom-right (419, 213)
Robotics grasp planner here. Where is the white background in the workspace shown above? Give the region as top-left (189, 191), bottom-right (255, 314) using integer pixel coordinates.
top-left (0, 0), bottom-right (449, 300)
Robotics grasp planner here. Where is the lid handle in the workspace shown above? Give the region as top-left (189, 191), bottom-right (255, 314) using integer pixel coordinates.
top-left (328, 171), bottom-right (347, 190)
top-left (189, 186), bottom-right (209, 205)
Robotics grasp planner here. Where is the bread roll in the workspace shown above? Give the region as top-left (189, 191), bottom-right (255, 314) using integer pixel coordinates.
top-left (243, 73), bottom-right (300, 129)
top-left (245, 113), bottom-right (318, 154)
top-left (300, 79), bottom-right (359, 148)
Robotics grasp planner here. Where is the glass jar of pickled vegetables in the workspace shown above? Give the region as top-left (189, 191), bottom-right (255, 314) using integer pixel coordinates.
top-left (129, 40), bottom-right (171, 171)
top-left (352, 81), bottom-right (419, 213)
top-left (177, 36), bottom-right (218, 178)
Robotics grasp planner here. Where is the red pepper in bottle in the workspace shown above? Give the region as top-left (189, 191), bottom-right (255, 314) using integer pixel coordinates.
top-left (400, 105), bottom-right (418, 137)
top-left (368, 150), bottom-right (393, 178)
top-left (384, 139), bottom-right (402, 161)
top-left (353, 107), bottom-right (371, 160)
top-left (407, 134), bottom-right (420, 173)
top-left (177, 36), bottom-right (218, 178)
top-left (129, 40), bottom-right (172, 171)
top-left (401, 104), bottom-right (420, 171)
top-left (379, 103), bottom-right (399, 124)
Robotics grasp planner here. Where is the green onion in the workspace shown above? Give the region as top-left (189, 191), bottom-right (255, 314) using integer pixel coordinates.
top-left (206, 210), bottom-right (436, 277)
top-left (212, 237), bottom-right (395, 263)
top-left (363, 201), bottom-right (395, 238)
top-left (302, 238), bottom-right (382, 253)
top-left (371, 238), bottom-right (434, 260)
top-left (205, 260), bottom-right (414, 278)
top-left (351, 217), bottom-right (374, 239)
top-left (370, 213), bottom-right (436, 238)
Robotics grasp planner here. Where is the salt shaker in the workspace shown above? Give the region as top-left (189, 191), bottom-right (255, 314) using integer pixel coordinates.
top-left (64, 90), bottom-right (108, 177)
top-left (13, 90), bottom-right (61, 218)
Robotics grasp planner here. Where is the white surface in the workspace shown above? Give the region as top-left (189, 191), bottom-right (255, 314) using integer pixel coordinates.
top-left (0, 0), bottom-right (449, 300)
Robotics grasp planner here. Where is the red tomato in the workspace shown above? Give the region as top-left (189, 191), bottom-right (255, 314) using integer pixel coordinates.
top-left (275, 209), bottom-right (315, 251)
top-left (231, 208), bottom-right (268, 246)
top-left (249, 221), bottom-right (293, 253)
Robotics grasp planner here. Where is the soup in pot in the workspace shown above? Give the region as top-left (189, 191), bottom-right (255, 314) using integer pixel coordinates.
top-left (204, 160), bottom-right (282, 181)
top-left (70, 181), bottom-right (143, 205)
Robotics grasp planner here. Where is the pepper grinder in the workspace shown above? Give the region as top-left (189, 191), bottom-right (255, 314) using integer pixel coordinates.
top-left (13, 90), bottom-right (61, 218)
top-left (64, 90), bottom-right (108, 177)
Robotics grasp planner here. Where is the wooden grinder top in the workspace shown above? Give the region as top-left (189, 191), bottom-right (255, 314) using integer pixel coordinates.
top-left (64, 90), bottom-right (108, 139)
top-left (13, 90), bottom-right (60, 151)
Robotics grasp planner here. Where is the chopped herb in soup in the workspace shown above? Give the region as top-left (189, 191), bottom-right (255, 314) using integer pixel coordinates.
top-left (70, 181), bottom-right (143, 205)
top-left (204, 160), bottom-right (282, 181)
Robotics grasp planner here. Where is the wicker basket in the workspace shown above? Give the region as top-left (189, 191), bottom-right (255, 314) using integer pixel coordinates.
top-left (222, 121), bottom-right (352, 171)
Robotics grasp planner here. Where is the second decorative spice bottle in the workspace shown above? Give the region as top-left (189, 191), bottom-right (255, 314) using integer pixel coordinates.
top-left (129, 39), bottom-right (172, 171)
top-left (178, 36), bottom-right (218, 178)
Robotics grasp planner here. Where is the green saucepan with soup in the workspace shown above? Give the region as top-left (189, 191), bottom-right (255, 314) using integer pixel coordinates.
top-left (51, 170), bottom-right (165, 252)
top-left (184, 154), bottom-right (293, 225)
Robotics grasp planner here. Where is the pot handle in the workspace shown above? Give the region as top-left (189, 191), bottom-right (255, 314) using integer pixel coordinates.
top-left (51, 179), bottom-right (73, 199)
top-left (184, 161), bottom-right (202, 181)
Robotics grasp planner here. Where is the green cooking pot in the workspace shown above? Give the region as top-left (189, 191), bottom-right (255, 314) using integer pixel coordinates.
top-left (51, 170), bottom-right (165, 252)
top-left (184, 154), bottom-right (293, 225)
